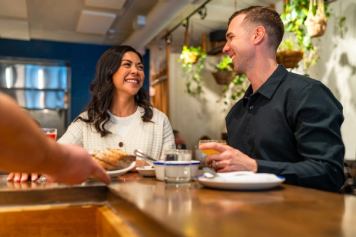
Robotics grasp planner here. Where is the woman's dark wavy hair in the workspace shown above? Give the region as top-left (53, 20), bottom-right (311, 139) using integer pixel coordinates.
top-left (77, 45), bottom-right (153, 137)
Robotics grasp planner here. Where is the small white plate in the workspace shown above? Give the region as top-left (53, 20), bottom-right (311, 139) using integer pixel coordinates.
top-left (106, 161), bottom-right (136, 177)
top-left (198, 172), bottom-right (285, 190)
top-left (136, 166), bottom-right (156, 177)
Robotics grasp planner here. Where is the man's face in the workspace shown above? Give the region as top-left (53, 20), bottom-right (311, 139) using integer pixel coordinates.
top-left (223, 14), bottom-right (254, 74)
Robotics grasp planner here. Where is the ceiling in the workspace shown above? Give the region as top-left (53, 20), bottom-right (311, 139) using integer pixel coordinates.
top-left (0, 0), bottom-right (279, 50)
top-left (156, 0), bottom-right (280, 51)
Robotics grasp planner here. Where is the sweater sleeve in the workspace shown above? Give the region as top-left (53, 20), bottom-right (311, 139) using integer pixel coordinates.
top-left (58, 119), bottom-right (84, 146)
top-left (161, 113), bottom-right (175, 151)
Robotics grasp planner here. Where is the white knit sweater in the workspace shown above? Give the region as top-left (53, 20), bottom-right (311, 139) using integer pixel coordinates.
top-left (58, 107), bottom-right (175, 160)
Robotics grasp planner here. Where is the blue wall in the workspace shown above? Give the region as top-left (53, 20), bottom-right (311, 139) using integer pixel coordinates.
top-left (0, 39), bottom-right (150, 120)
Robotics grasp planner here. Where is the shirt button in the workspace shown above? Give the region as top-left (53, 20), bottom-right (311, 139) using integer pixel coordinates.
top-left (118, 142), bottom-right (124, 147)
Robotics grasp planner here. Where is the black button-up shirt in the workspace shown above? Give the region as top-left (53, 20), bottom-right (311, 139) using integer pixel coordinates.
top-left (226, 65), bottom-right (345, 192)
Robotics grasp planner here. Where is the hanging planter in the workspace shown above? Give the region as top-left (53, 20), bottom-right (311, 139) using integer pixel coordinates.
top-left (212, 55), bottom-right (247, 105)
top-left (212, 55), bottom-right (234, 85)
top-left (178, 18), bottom-right (208, 97)
top-left (277, 50), bottom-right (304, 68)
top-left (277, 39), bottom-right (304, 68)
top-left (179, 45), bottom-right (207, 96)
top-left (305, 0), bottom-right (327, 38)
top-left (179, 45), bottom-right (203, 65)
top-left (212, 70), bottom-right (234, 85)
top-left (280, 0), bottom-right (340, 71)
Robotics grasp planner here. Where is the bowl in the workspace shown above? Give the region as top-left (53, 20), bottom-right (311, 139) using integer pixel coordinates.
top-left (136, 165), bottom-right (155, 177)
top-left (190, 160), bottom-right (200, 177)
top-left (153, 161), bottom-right (165, 181)
top-left (164, 161), bottom-right (192, 183)
top-left (153, 160), bottom-right (201, 181)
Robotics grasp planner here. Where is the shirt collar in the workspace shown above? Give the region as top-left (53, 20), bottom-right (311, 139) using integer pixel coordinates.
top-left (255, 65), bottom-right (288, 99)
top-left (242, 86), bottom-right (253, 105)
top-left (242, 65), bottom-right (288, 106)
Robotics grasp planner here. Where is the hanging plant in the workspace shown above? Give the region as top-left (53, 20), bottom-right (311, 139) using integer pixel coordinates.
top-left (179, 45), bottom-right (207, 96)
top-left (220, 74), bottom-right (248, 106)
top-left (212, 55), bottom-right (234, 85)
top-left (305, 0), bottom-right (328, 38)
top-left (216, 55), bottom-right (233, 71)
top-left (280, 0), bottom-right (332, 70)
top-left (212, 55), bottom-right (248, 105)
top-left (277, 38), bottom-right (304, 68)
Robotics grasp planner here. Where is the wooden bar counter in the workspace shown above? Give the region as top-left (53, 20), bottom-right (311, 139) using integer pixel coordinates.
top-left (0, 173), bottom-right (355, 237)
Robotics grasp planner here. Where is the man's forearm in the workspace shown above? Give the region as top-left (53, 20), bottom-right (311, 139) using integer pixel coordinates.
top-left (256, 159), bottom-right (344, 192)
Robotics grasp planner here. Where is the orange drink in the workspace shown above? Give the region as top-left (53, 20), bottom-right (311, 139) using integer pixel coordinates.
top-left (199, 140), bottom-right (226, 156)
top-left (200, 149), bottom-right (220, 156)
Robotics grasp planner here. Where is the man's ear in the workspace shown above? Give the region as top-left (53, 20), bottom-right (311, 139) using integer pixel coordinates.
top-left (253, 26), bottom-right (266, 45)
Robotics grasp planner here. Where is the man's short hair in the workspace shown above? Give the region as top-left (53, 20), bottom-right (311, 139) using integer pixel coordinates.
top-left (228, 6), bottom-right (284, 50)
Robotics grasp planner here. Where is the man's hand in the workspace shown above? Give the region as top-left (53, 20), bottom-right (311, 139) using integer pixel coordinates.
top-left (199, 142), bottom-right (258, 173)
top-left (45, 144), bottom-right (110, 185)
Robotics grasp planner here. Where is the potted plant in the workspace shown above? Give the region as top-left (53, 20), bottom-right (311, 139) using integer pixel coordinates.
top-left (209, 55), bottom-right (247, 104)
top-left (218, 73), bottom-right (248, 106)
top-left (179, 45), bottom-right (207, 96)
top-left (277, 38), bottom-right (304, 68)
top-left (304, 0), bottom-right (327, 38)
top-left (212, 55), bottom-right (235, 85)
top-left (280, 0), bottom-right (333, 70)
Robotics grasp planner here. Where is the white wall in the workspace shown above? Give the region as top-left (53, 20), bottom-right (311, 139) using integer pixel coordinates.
top-left (169, 54), bottom-right (230, 149)
top-left (308, 0), bottom-right (356, 160)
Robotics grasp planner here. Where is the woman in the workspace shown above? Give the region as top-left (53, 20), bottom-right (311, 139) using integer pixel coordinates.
top-left (8, 45), bottom-right (175, 182)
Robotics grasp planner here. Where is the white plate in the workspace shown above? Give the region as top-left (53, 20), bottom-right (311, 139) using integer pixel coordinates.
top-left (136, 166), bottom-right (156, 177)
top-left (106, 161), bottom-right (136, 177)
top-left (198, 172), bottom-right (285, 190)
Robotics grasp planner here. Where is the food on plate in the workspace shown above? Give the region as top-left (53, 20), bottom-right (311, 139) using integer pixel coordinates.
top-left (92, 148), bottom-right (135, 170)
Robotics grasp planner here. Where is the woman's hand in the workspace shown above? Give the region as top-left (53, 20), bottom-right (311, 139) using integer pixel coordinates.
top-left (7, 172), bottom-right (40, 182)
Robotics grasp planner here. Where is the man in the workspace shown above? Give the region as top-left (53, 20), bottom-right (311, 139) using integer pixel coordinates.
top-left (199, 6), bottom-right (345, 192)
top-left (0, 93), bottom-right (110, 185)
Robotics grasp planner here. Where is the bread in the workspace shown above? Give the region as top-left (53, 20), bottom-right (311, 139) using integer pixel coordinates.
top-left (92, 148), bottom-right (136, 170)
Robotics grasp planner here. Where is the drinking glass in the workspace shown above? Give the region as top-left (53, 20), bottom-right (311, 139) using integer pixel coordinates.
top-left (162, 149), bottom-right (192, 161)
top-left (198, 140), bottom-right (226, 156)
top-left (176, 149), bottom-right (192, 161)
top-left (42, 128), bottom-right (57, 140)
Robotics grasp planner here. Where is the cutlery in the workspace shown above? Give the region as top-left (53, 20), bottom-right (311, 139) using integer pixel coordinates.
top-left (202, 167), bottom-right (218, 178)
top-left (134, 149), bottom-right (156, 165)
top-left (201, 169), bottom-right (254, 179)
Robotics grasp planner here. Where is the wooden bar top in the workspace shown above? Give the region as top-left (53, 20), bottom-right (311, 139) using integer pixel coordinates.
top-left (109, 173), bottom-right (356, 237)
top-left (0, 174), bottom-right (355, 237)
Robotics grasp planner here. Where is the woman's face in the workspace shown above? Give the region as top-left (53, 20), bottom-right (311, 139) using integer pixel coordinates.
top-left (112, 51), bottom-right (144, 97)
